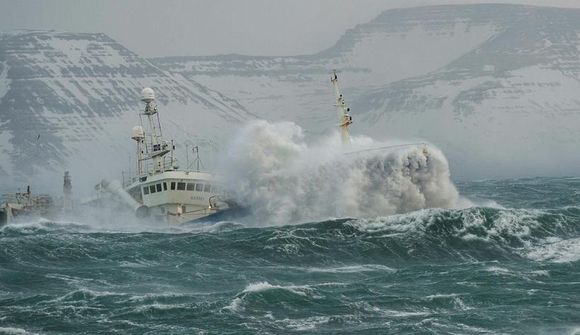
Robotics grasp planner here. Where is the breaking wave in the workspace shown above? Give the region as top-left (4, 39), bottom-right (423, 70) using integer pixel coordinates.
top-left (220, 120), bottom-right (461, 225)
top-left (3, 205), bottom-right (578, 266)
top-left (1, 177), bottom-right (578, 334)
top-left (1, 195), bottom-right (578, 333)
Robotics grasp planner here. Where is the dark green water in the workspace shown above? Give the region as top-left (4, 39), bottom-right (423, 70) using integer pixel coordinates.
top-left (1, 177), bottom-right (579, 334)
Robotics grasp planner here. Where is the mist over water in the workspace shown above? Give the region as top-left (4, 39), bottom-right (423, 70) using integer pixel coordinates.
top-left (2, 177), bottom-right (580, 334)
top-left (220, 120), bottom-right (460, 225)
top-left (2, 128), bottom-right (580, 333)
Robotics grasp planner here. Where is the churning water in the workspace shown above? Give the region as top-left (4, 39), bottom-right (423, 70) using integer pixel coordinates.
top-left (1, 122), bottom-right (579, 334)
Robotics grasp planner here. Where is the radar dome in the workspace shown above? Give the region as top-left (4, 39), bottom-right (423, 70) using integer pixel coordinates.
top-left (141, 87), bottom-right (155, 102)
top-left (131, 125), bottom-right (145, 141)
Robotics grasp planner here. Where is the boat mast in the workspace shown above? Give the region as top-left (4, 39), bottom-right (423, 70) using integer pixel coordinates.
top-left (131, 125), bottom-right (145, 175)
top-left (331, 70), bottom-right (353, 144)
top-left (139, 88), bottom-right (175, 173)
top-left (192, 146), bottom-right (204, 172)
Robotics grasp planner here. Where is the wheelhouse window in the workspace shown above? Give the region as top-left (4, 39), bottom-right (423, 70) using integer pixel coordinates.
top-left (204, 184), bottom-right (211, 193)
top-left (149, 185), bottom-right (156, 194)
top-left (163, 182), bottom-right (168, 191)
top-left (143, 186), bottom-right (150, 195)
top-left (186, 183), bottom-right (195, 191)
top-left (195, 183), bottom-right (203, 192)
top-left (170, 182), bottom-right (176, 190)
top-left (156, 184), bottom-right (162, 192)
top-left (177, 182), bottom-right (186, 191)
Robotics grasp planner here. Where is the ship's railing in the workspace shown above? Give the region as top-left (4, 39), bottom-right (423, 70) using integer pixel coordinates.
top-left (1, 193), bottom-right (29, 204)
top-left (143, 142), bottom-right (172, 157)
top-left (122, 176), bottom-right (142, 188)
top-left (1, 193), bottom-right (53, 207)
top-left (121, 159), bottom-right (177, 188)
top-left (144, 159), bottom-right (176, 173)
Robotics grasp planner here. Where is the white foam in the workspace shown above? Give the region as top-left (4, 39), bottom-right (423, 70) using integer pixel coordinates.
top-left (348, 208), bottom-right (447, 234)
top-left (0, 328), bottom-right (36, 335)
top-left (220, 120), bottom-right (460, 226)
top-left (356, 301), bottom-right (431, 318)
top-left (223, 297), bottom-right (243, 312)
top-left (224, 281), bottom-right (316, 314)
top-left (528, 270), bottom-right (550, 277)
top-left (51, 288), bottom-right (118, 303)
top-left (484, 266), bottom-right (551, 282)
top-left (0, 327), bottom-right (35, 335)
top-left (242, 281), bottom-right (311, 297)
top-left (458, 208), bottom-right (541, 245)
top-left (425, 294), bottom-right (472, 310)
top-left (277, 316), bottom-right (331, 331)
top-left (485, 266), bottom-right (513, 275)
top-left (526, 237), bottom-right (580, 263)
top-left (380, 309), bottom-right (431, 317)
top-left (452, 296), bottom-right (472, 311)
top-left (133, 303), bottom-right (188, 313)
top-left (126, 292), bottom-right (186, 303)
top-left (425, 293), bottom-right (460, 300)
top-left (305, 264), bottom-right (396, 273)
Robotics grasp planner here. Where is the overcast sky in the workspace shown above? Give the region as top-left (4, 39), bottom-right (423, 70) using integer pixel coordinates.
top-left (2, 0), bottom-right (580, 57)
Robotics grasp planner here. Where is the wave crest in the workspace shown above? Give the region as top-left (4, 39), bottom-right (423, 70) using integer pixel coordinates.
top-left (221, 120), bottom-right (460, 225)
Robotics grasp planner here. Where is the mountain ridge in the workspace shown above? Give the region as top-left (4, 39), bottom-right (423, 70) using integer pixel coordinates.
top-left (0, 30), bottom-right (252, 191)
top-left (151, 3), bottom-right (580, 178)
top-left (2, 3), bottom-right (580, 192)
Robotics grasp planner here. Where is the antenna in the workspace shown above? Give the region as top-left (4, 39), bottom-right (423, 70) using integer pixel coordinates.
top-left (192, 146), bottom-right (205, 172)
top-left (140, 88), bottom-right (171, 173)
top-left (331, 70), bottom-right (353, 144)
top-left (131, 125), bottom-right (145, 174)
top-left (185, 143), bottom-right (189, 172)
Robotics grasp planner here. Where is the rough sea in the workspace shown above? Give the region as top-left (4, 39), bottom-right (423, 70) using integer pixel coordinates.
top-left (2, 121), bottom-right (579, 334)
top-left (1, 176), bottom-right (579, 334)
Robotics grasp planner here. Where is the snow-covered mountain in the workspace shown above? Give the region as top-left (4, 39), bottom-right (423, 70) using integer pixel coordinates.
top-left (2, 4), bottom-right (580, 193)
top-left (356, 5), bottom-right (580, 178)
top-left (153, 4), bottom-right (580, 179)
top-left (151, 4), bottom-right (509, 131)
top-left (0, 31), bottom-right (252, 191)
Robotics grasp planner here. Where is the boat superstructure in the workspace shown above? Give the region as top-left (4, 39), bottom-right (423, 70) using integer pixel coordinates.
top-left (330, 71), bottom-right (428, 156)
top-left (97, 88), bottom-right (227, 224)
top-left (0, 186), bottom-right (53, 226)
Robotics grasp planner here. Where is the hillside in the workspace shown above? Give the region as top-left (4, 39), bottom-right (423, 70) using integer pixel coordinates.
top-left (0, 31), bottom-right (252, 191)
top-left (2, 4), bottom-right (580, 191)
top-left (152, 4), bottom-right (580, 178)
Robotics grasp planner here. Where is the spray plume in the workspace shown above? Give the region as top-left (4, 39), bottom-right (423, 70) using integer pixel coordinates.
top-left (220, 120), bottom-right (460, 226)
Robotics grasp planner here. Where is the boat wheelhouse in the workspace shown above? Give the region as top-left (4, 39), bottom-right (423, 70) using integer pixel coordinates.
top-left (97, 88), bottom-right (227, 224)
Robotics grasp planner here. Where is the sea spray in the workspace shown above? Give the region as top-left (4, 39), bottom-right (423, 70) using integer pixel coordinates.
top-left (220, 120), bottom-right (459, 225)
top-left (1, 177), bottom-right (578, 334)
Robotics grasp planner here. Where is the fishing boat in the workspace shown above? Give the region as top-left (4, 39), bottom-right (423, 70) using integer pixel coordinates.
top-left (0, 186), bottom-right (54, 226)
top-left (93, 88), bottom-right (236, 224)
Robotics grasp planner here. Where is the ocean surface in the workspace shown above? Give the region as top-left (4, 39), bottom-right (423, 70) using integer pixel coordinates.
top-left (1, 177), bottom-right (579, 334)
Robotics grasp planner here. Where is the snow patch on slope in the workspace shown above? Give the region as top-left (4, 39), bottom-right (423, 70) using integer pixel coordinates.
top-left (361, 64), bottom-right (580, 178)
top-left (343, 22), bottom-right (499, 84)
top-left (0, 61), bottom-right (10, 104)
